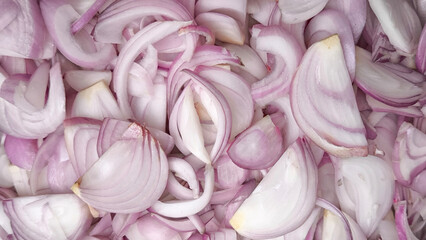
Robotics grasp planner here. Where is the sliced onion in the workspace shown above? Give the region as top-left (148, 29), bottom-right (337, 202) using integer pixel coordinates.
top-left (227, 115), bottom-right (283, 170)
top-left (318, 155), bottom-right (339, 207)
top-left (325, 0), bottom-right (367, 42)
top-left (229, 139), bottom-right (317, 239)
top-left (282, 207), bottom-right (322, 240)
top-left (0, 63), bottom-right (65, 139)
top-left (195, 12), bottom-right (245, 45)
top-left (368, 0), bottom-right (422, 55)
top-left (30, 126), bottom-right (77, 195)
top-left (319, 203), bottom-right (366, 240)
top-left (72, 125), bottom-right (169, 214)
top-left (4, 135), bottom-right (37, 170)
top-left (40, 0), bottom-right (116, 69)
top-left (2, 194), bottom-right (92, 240)
top-left (416, 25), bottom-right (426, 74)
top-left (393, 122), bottom-right (426, 187)
top-left (71, 81), bottom-right (124, 121)
top-left (214, 153), bottom-right (249, 189)
top-left (291, 35), bottom-right (368, 158)
top-left (251, 25), bottom-right (303, 107)
top-left (0, 0), bottom-right (55, 59)
top-left (0, 144), bottom-right (13, 188)
top-left (196, 66), bottom-right (253, 140)
top-left (305, 9), bottom-right (356, 80)
top-left (64, 70), bottom-right (112, 92)
top-left (366, 95), bottom-right (423, 118)
top-left (195, 0), bottom-right (247, 25)
top-left (125, 214), bottom-right (181, 240)
top-left (113, 21), bottom-right (193, 119)
top-left (334, 155), bottom-right (395, 237)
top-left (94, 0), bottom-right (192, 44)
top-left (277, 0), bottom-right (328, 24)
top-left (355, 47), bottom-right (423, 107)
top-left (394, 201), bottom-right (419, 240)
top-left (63, 118), bottom-right (102, 178)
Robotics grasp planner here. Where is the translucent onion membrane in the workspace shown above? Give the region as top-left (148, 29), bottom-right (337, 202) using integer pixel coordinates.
top-left (334, 155), bottom-right (395, 237)
top-left (291, 35), bottom-right (368, 158)
top-left (229, 139), bottom-right (317, 239)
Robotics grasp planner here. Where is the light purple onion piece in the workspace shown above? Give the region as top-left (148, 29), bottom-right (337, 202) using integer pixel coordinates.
top-left (305, 9), bottom-right (356, 80)
top-left (227, 115), bottom-right (284, 170)
top-left (416, 25), bottom-right (426, 74)
top-left (2, 194), bottom-right (92, 240)
top-left (291, 35), bottom-right (368, 158)
top-left (4, 135), bottom-right (37, 170)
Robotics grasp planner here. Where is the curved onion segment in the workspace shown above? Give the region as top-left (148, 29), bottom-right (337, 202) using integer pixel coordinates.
top-left (368, 0), bottom-right (422, 55)
top-left (277, 0), bottom-right (328, 24)
top-left (2, 194), bottom-right (92, 240)
top-left (393, 122), bottom-right (426, 187)
top-left (0, 63), bottom-right (65, 138)
top-left (227, 115), bottom-right (284, 170)
top-left (290, 35), bottom-right (368, 158)
top-left (230, 139), bottom-right (317, 239)
top-left (355, 47), bottom-right (423, 107)
top-left (334, 155), bottom-right (395, 237)
top-left (72, 125), bottom-right (168, 214)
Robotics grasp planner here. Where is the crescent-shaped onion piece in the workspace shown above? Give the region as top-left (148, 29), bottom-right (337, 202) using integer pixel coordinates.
top-left (334, 155), bottom-right (395, 237)
top-left (72, 124), bottom-right (168, 214)
top-left (229, 138), bottom-right (317, 239)
top-left (290, 35), bottom-right (368, 158)
top-left (393, 122), bottom-right (426, 188)
top-left (355, 47), bottom-right (423, 107)
top-left (0, 63), bottom-right (65, 139)
top-left (2, 194), bottom-right (92, 240)
top-left (277, 0), bottom-right (328, 24)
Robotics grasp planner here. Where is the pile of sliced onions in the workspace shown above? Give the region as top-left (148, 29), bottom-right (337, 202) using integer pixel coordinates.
top-left (0, 0), bottom-right (425, 239)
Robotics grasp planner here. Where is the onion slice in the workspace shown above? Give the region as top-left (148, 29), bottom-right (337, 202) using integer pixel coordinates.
top-left (2, 194), bottom-right (92, 240)
top-left (393, 122), bottom-right (426, 187)
top-left (277, 0), bottom-right (328, 24)
top-left (72, 125), bottom-right (169, 214)
top-left (0, 63), bottom-right (65, 139)
top-left (40, 0), bottom-right (116, 69)
top-left (355, 47), bottom-right (423, 107)
top-left (229, 138), bottom-right (317, 239)
top-left (227, 115), bottom-right (284, 170)
top-left (291, 35), bottom-right (368, 158)
top-left (334, 155), bottom-right (395, 237)
top-left (368, 0), bottom-right (422, 55)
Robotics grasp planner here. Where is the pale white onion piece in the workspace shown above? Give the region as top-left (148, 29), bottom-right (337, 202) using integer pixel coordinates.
top-left (2, 194), bottom-right (92, 240)
top-left (71, 81), bottom-right (124, 121)
top-left (65, 70), bottom-right (112, 92)
top-left (277, 0), bottom-right (328, 24)
top-left (230, 139), bottom-right (317, 239)
top-left (334, 155), bottom-right (395, 237)
top-left (0, 63), bottom-right (65, 138)
top-left (368, 0), bottom-right (422, 54)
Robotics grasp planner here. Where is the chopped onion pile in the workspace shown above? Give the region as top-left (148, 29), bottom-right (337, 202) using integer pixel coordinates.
top-left (0, 0), bottom-right (425, 239)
